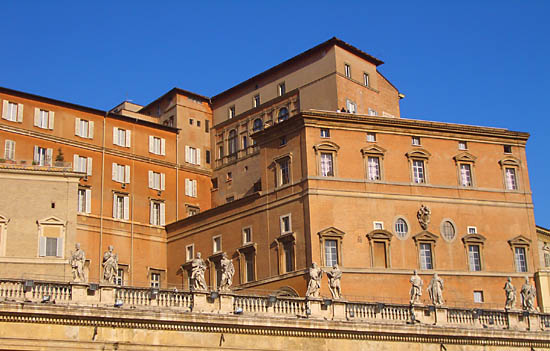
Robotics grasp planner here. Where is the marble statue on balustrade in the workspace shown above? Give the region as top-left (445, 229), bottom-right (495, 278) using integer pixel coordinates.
top-left (191, 252), bottom-right (208, 291)
top-left (409, 270), bottom-right (423, 304)
top-left (102, 245), bottom-right (118, 284)
top-left (520, 276), bottom-right (536, 312)
top-left (417, 205), bottom-right (431, 230)
top-left (326, 264), bottom-right (342, 300)
top-left (504, 276), bottom-right (517, 310)
top-left (70, 243), bottom-right (86, 283)
top-left (219, 252), bottom-right (234, 292)
top-left (427, 273), bottom-right (444, 306)
top-left (306, 263), bottom-right (322, 298)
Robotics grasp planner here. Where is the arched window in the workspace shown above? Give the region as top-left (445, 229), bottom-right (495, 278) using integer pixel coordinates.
top-left (394, 218), bottom-right (408, 239)
top-left (228, 130), bottom-right (238, 155)
top-left (253, 118), bottom-right (263, 132)
top-left (278, 107), bottom-right (289, 122)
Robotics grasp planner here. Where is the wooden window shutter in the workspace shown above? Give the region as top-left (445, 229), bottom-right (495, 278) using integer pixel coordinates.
top-left (113, 127), bottom-right (118, 145)
top-left (149, 136), bottom-right (154, 153)
top-left (17, 104), bottom-right (23, 122)
top-left (124, 165), bottom-right (131, 184)
top-left (125, 130), bottom-right (131, 147)
top-left (160, 202), bottom-right (166, 226)
top-left (88, 121), bottom-right (94, 139)
top-left (46, 148), bottom-right (53, 166)
top-left (161, 173), bottom-right (165, 191)
top-left (148, 170), bottom-right (154, 188)
top-left (73, 154), bottom-right (79, 172)
top-left (75, 118), bottom-right (81, 136)
top-left (34, 108), bottom-right (40, 126)
top-left (196, 148), bottom-right (201, 165)
top-left (149, 201), bottom-right (154, 225)
top-left (161, 138), bottom-right (166, 155)
top-left (123, 196), bottom-right (130, 220)
top-left (112, 193), bottom-right (117, 218)
top-left (85, 189), bottom-right (92, 213)
top-left (112, 163), bottom-right (117, 181)
top-left (39, 237), bottom-right (47, 257)
top-left (48, 111), bottom-right (55, 130)
top-left (56, 237), bottom-right (63, 257)
top-left (87, 157), bottom-right (92, 176)
top-left (1, 100), bottom-right (8, 119)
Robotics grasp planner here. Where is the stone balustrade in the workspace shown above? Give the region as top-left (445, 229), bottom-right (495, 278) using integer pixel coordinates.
top-left (0, 278), bottom-right (548, 332)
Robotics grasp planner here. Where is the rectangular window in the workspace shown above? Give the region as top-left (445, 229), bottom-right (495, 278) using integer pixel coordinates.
top-left (185, 178), bottom-right (198, 197)
top-left (229, 105), bottom-right (235, 119)
top-left (116, 268), bottom-right (124, 286)
top-left (346, 99), bottom-right (357, 114)
top-left (460, 163), bottom-right (472, 187)
top-left (468, 245), bottom-right (482, 271)
top-left (205, 120), bottom-right (210, 132)
top-left (242, 136), bottom-right (248, 149)
top-left (280, 215), bottom-right (291, 234)
top-left (113, 193), bottom-right (129, 220)
top-left (278, 82), bottom-right (286, 96)
top-left (187, 205), bottom-right (200, 217)
top-left (245, 252), bottom-right (255, 282)
top-left (148, 171), bottom-right (165, 191)
top-left (458, 141), bottom-right (467, 150)
top-left (412, 136), bottom-right (421, 146)
top-left (367, 156), bottom-right (380, 180)
top-left (344, 64), bottom-right (351, 78)
top-left (33, 146), bottom-right (52, 166)
top-left (373, 221), bottom-right (384, 230)
top-left (504, 145), bottom-right (512, 153)
top-left (253, 95), bottom-right (260, 108)
top-left (45, 237), bottom-right (59, 256)
top-left (205, 150), bottom-right (211, 164)
top-left (284, 241), bottom-right (294, 272)
top-left (325, 239), bottom-right (338, 266)
top-left (278, 158), bottom-right (290, 185)
top-left (473, 291), bottom-right (484, 303)
top-left (419, 243), bottom-right (433, 270)
top-left (150, 272), bottom-right (161, 288)
top-left (320, 153), bottom-right (334, 177)
top-left (412, 160), bottom-right (425, 183)
top-left (505, 168), bottom-right (518, 190)
top-left (149, 136), bottom-right (166, 155)
top-left (368, 108), bottom-right (378, 116)
top-left (514, 247), bottom-right (527, 272)
top-left (243, 227), bottom-right (252, 244)
top-left (2, 101), bottom-right (23, 122)
top-left (189, 118), bottom-right (193, 125)
top-left (218, 146), bottom-right (224, 159)
top-left (186, 244), bottom-right (194, 262)
top-left (38, 235), bottom-right (62, 257)
top-left (320, 128), bottom-right (330, 138)
top-left (468, 226), bottom-right (477, 234)
top-left (34, 109), bottom-right (53, 130)
top-left (113, 127), bottom-right (131, 147)
top-left (366, 132), bottom-right (376, 142)
top-left (77, 188), bottom-right (92, 214)
top-left (185, 146), bottom-right (201, 165)
top-left (149, 200), bottom-right (165, 226)
top-left (112, 163), bottom-right (130, 183)
top-left (373, 241), bottom-right (387, 268)
top-left (73, 154), bottom-right (92, 176)
top-left (75, 118), bottom-right (94, 139)
top-left (4, 140), bottom-right (15, 160)
top-left (213, 236), bottom-right (222, 253)
top-left (363, 72), bottom-right (370, 87)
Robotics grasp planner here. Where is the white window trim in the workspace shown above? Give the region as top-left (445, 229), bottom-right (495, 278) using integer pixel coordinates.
top-left (148, 170), bottom-right (166, 191)
top-left (149, 136), bottom-right (166, 156)
top-left (113, 127), bottom-right (131, 148)
top-left (212, 235), bottom-right (222, 253)
top-left (467, 226), bottom-right (477, 234)
top-left (78, 188), bottom-right (92, 214)
top-left (185, 178), bottom-right (198, 197)
top-left (185, 244), bottom-right (194, 262)
top-left (280, 214), bottom-right (292, 235)
top-left (2, 100), bottom-right (23, 123)
top-left (4, 140), bottom-right (15, 160)
top-left (242, 226), bottom-right (253, 244)
top-left (113, 193), bottom-right (130, 221)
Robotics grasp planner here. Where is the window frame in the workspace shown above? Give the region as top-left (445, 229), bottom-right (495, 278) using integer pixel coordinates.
top-left (77, 187), bottom-right (92, 214)
top-left (363, 72), bottom-right (370, 87)
top-left (228, 105), bottom-right (235, 119)
top-left (454, 152), bottom-right (477, 188)
top-left (508, 235), bottom-right (531, 273)
top-left (346, 99), bottom-right (357, 113)
top-left (320, 128), bottom-right (330, 138)
top-left (344, 63), bottom-right (351, 78)
top-left (313, 142), bottom-right (339, 178)
top-left (412, 231), bottom-right (439, 270)
top-left (278, 82), bottom-right (286, 96)
top-left (212, 235), bottom-right (222, 254)
top-left (366, 230), bottom-right (393, 268)
top-left (253, 94), bottom-right (260, 108)
top-left (149, 199), bottom-right (165, 226)
top-left (242, 226), bottom-right (253, 244)
top-left (462, 233), bottom-right (486, 272)
top-left (274, 154), bottom-right (292, 188)
top-left (361, 145), bottom-right (386, 182)
top-left (440, 218), bottom-right (458, 242)
top-left (37, 216), bottom-right (66, 258)
top-left (4, 139), bottom-right (15, 160)
top-left (318, 227), bottom-right (345, 267)
top-left (185, 244), bottom-right (194, 262)
top-left (406, 148), bottom-right (431, 184)
top-left (499, 156), bottom-right (521, 191)
top-left (113, 192), bottom-right (129, 221)
top-left (2, 100), bottom-right (23, 123)
top-left (393, 216), bottom-right (410, 240)
top-left (280, 214), bottom-right (292, 235)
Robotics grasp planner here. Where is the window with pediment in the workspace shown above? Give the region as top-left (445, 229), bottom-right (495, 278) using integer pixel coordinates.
top-left (318, 227), bottom-right (345, 267)
top-left (508, 235), bottom-right (531, 273)
top-left (462, 233), bottom-right (486, 271)
top-left (499, 156), bottom-right (521, 191)
top-left (366, 230), bottom-right (392, 268)
top-left (361, 145), bottom-right (386, 181)
top-left (37, 216), bottom-right (66, 258)
top-left (406, 148), bottom-right (431, 184)
top-left (314, 142), bottom-right (339, 178)
top-left (454, 152), bottom-right (477, 187)
top-left (412, 231), bottom-right (439, 270)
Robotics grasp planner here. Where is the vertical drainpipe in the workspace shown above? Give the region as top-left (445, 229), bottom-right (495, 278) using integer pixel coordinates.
top-left (99, 112), bottom-right (106, 281)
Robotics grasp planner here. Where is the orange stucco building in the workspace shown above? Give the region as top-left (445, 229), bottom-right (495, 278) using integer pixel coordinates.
top-left (0, 37), bottom-right (543, 309)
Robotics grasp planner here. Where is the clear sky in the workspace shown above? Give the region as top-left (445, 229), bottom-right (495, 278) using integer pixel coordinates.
top-left (1, 1), bottom-right (548, 227)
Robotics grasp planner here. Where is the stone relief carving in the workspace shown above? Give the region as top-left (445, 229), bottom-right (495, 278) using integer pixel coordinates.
top-left (417, 205), bottom-right (431, 230)
top-left (409, 269), bottom-right (423, 304)
top-left (219, 252), bottom-right (235, 292)
top-left (520, 276), bottom-right (536, 312)
top-left (326, 264), bottom-right (342, 300)
top-left (305, 263), bottom-right (322, 298)
top-left (102, 245), bottom-right (118, 284)
top-left (70, 243), bottom-right (86, 283)
top-left (504, 276), bottom-right (517, 310)
top-left (191, 252), bottom-right (208, 291)
top-left (427, 273), bottom-right (444, 306)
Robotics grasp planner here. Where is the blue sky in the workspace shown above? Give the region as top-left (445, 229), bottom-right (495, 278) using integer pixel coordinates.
top-left (1, 1), bottom-right (549, 227)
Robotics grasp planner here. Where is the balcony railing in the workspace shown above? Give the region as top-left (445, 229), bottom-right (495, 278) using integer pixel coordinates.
top-left (0, 278), bottom-right (549, 332)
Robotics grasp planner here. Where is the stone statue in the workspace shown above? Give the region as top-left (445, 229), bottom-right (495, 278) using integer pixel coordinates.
top-left (219, 252), bottom-right (235, 292)
top-left (504, 277), bottom-right (516, 310)
top-left (520, 276), bottom-right (536, 311)
top-left (410, 269), bottom-right (423, 304)
top-left (326, 264), bottom-right (342, 300)
top-left (102, 245), bottom-right (118, 284)
top-left (70, 243), bottom-right (86, 283)
top-left (191, 252), bottom-right (207, 291)
top-left (417, 205), bottom-right (431, 230)
top-left (305, 263), bottom-right (322, 298)
top-left (427, 273), bottom-right (444, 306)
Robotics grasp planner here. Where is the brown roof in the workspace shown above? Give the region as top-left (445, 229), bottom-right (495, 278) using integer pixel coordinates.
top-left (210, 37), bottom-right (384, 103)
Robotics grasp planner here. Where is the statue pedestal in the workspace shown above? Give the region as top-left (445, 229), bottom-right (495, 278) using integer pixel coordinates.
top-left (434, 307), bottom-right (447, 326)
top-left (331, 299), bottom-right (346, 320)
top-left (527, 312), bottom-right (541, 331)
top-left (71, 283), bottom-right (100, 304)
top-left (219, 293), bottom-right (234, 314)
top-left (100, 285), bottom-right (116, 306)
top-left (191, 291), bottom-right (215, 313)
